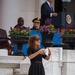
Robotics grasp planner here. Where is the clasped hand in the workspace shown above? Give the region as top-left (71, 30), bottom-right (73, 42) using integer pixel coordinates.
top-left (38, 48), bottom-right (51, 55)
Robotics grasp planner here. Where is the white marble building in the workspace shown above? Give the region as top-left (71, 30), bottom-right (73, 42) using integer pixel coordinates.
top-left (0, 0), bottom-right (75, 35)
top-left (0, 0), bottom-right (54, 34)
top-left (0, 0), bottom-right (75, 75)
top-left (0, 47), bottom-right (75, 75)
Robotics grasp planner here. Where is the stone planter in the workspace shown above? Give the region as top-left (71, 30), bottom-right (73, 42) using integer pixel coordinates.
top-left (62, 36), bottom-right (75, 44)
top-left (10, 35), bottom-right (29, 43)
top-left (41, 32), bottom-right (55, 47)
top-left (62, 36), bottom-right (75, 49)
top-left (9, 35), bottom-right (30, 56)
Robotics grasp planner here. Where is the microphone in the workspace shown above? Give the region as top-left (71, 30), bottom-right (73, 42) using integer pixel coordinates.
top-left (62, 0), bottom-right (71, 2)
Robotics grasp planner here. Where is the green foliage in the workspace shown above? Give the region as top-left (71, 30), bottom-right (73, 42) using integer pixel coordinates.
top-left (63, 29), bottom-right (75, 37)
top-left (9, 28), bottom-right (30, 36)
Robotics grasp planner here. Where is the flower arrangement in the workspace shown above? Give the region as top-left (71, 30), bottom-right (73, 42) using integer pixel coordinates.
top-left (39, 24), bottom-right (57, 33)
top-left (39, 18), bottom-right (57, 33)
top-left (9, 27), bottom-right (30, 36)
top-left (61, 29), bottom-right (75, 45)
top-left (62, 29), bottom-right (75, 37)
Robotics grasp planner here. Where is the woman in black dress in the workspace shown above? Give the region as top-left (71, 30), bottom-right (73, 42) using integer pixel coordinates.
top-left (27, 35), bottom-right (51, 75)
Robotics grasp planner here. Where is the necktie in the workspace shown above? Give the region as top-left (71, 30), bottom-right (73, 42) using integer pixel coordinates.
top-left (50, 4), bottom-right (53, 11)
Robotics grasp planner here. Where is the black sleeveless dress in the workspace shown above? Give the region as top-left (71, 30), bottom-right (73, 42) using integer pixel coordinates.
top-left (27, 47), bottom-right (47, 75)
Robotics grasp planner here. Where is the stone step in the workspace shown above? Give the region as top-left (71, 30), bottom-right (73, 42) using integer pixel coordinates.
top-left (0, 56), bottom-right (26, 68)
top-left (0, 49), bottom-right (8, 56)
top-left (0, 56), bottom-right (25, 60)
top-left (14, 69), bottom-right (27, 75)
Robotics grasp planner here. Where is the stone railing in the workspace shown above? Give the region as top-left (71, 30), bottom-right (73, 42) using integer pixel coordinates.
top-left (0, 47), bottom-right (75, 75)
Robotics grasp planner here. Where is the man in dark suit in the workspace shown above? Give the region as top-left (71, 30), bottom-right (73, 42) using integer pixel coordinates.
top-left (40, 0), bottom-right (58, 26)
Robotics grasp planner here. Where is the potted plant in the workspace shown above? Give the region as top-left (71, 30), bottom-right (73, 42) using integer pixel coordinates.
top-left (62, 29), bottom-right (75, 49)
top-left (39, 24), bottom-right (57, 47)
top-left (9, 27), bottom-right (30, 43)
top-left (9, 27), bottom-right (30, 56)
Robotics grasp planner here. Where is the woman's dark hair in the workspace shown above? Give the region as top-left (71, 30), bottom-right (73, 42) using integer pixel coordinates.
top-left (28, 35), bottom-right (40, 48)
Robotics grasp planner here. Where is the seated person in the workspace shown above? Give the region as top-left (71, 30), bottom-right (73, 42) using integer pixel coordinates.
top-left (14, 17), bottom-right (27, 30)
top-left (31, 18), bottom-right (40, 30)
top-left (0, 28), bottom-right (12, 55)
top-left (0, 28), bottom-right (7, 48)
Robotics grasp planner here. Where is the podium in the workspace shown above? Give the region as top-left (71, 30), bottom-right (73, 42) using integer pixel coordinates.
top-left (52, 11), bottom-right (74, 28)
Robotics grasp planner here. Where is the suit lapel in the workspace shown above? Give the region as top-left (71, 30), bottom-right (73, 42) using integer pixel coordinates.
top-left (45, 2), bottom-right (53, 12)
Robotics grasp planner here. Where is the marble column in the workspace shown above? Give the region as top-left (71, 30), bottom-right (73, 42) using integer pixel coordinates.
top-left (0, 1), bottom-right (2, 27)
top-left (0, 0), bottom-right (20, 34)
top-left (38, 0), bottom-right (46, 18)
top-left (20, 0), bottom-right (36, 28)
